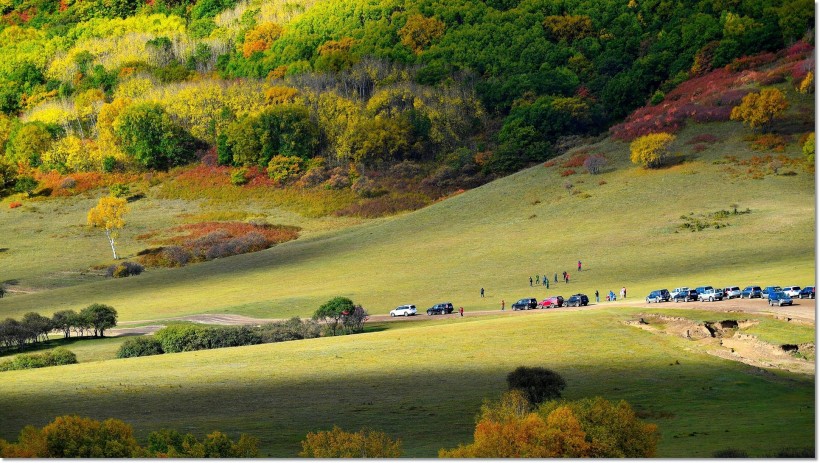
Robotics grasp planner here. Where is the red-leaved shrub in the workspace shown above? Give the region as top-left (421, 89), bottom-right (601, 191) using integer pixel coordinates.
top-left (9, 201), bottom-right (21, 209)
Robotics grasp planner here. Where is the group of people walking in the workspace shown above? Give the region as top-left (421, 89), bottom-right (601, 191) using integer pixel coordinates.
top-left (529, 261), bottom-right (582, 288)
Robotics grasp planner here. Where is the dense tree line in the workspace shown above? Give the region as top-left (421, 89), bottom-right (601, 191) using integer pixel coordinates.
top-left (0, 0), bottom-right (811, 196)
top-left (0, 304), bottom-right (117, 350)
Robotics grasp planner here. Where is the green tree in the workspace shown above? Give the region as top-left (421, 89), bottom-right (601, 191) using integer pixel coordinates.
top-left (312, 296), bottom-right (355, 336)
top-left (630, 133), bottom-right (676, 169)
top-left (5, 122), bottom-right (52, 168)
top-left (114, 102), bottom-right (197, 170)
top-left (22, 312), bottom-right (53, 342)
top-left (40, 415), bottom-right (141, 457)
top-left (13, 175), bottom-right (38, 197)
top-left (506, 366), bottom-right (566, 405)
top-left (52, 310), bottom-right (79, 339)
top-left (79, 304), bottom-right (117, 337)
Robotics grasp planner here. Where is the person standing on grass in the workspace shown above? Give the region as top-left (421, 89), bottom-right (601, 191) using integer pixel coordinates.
top-left (480, 287), bottom-right (485, 298)
top-left (578, 260), bottom-right (582, 271)
top-left (529, 276), bottom-right (533, 286)
top-left (595, 290), bottom-right (599, 303)
top-left (535, 274), bottom-right (540, 285)
top-left (545, 278), bottom-right (549, 289)
top-left (501, 299), bottom-right (505, 311)
top-left (621, 287), bottom-right (626, 299)
top-left (554, 272), bottom-right (558, 283)
top-left (566, 273), bottom-right (570, 284)
top-left (459, 307), bottom-right (464, 317)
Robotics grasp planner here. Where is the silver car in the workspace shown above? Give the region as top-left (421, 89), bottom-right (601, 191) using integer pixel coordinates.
top-left (390, 304), bottom-right (417, 317)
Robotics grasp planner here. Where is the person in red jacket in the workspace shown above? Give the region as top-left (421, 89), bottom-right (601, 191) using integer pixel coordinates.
top-left (459, 307), bottom-right (464, 317)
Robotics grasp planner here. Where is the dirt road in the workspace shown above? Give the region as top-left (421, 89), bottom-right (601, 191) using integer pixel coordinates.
top-left (109, 297), bottom-right (814, 336)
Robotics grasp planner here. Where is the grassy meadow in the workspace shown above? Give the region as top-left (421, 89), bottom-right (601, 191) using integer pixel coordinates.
top-left (0, 309), bottom-right (813, 457)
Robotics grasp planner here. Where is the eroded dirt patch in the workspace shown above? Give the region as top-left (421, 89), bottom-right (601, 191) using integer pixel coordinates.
top-left (626, 314), bottom-right (815, 375)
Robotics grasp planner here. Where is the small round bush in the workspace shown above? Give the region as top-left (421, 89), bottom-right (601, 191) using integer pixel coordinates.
top-left (506, 366), bottom-right (566, 405)
top-left (117, 337), bottom-right (164, 358)
top-left (107, 261), bottom-right (145, 278)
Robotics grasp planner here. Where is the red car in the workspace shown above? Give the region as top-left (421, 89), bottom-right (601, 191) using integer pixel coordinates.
top-left (538, 296), bottom-right (564, 309)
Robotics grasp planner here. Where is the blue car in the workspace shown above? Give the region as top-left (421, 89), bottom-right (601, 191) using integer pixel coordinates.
top-left (768, 291), bottom-right (793, 307)
top-left (740, 286), bottom-right (762, 298)
top-left (798, 286), bottom-right (815, 299)
top-left (761, 286), bottom-right (783, 300)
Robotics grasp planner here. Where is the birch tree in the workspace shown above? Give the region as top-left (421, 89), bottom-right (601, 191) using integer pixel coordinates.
top-left (87, 197), bottom-right (128, 259)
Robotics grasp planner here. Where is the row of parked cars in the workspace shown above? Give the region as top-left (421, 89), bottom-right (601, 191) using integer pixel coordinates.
top-left (389, 294), bottom-right (593, 317)
top-left (644, 285), bottom-right (815, 306)
top-left (511, 294), bottom-right (590, 310)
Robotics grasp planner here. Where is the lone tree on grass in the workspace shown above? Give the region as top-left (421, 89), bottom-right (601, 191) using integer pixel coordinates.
top-left (506, 366), bottom-right (566, 405)
top-left (730, 87), bottom-right (789, 133)
top-left (312, 297), bottom-right (368, 335)
top-left (630, 132), bottom-right (676, 169)
top-left (87, 196), bottom-right (128, 259)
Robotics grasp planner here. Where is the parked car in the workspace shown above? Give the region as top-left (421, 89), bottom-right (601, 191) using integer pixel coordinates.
top-left (390, 304), bottom-right (417, 317)
top-left (761, 286), bottom-right (782, 300)
top-left (565, 294), bottom-right (589, 307)
top-left (740, 286), bottom-right (762, 298)
top-left (670, 287), bottom-right (689, 299)
top-left (768, 291), bottom-right (793, 307)
top-left (538, 296), bottom-right (564, 308)
top-left (798, 286), bottom-right (815, 299)
top-left (645, 289), bottom-right (671, 303)
top-left (512, 298), bottom-right (538, 310)
top-left (697, 288), bottom-right (724, 302)
top-left (783, 286), bottom-right (801, 298)
top-left (694, 286), bottom-right (714, 296)
top-left (673, 289), bottom-right (698, 302)
top-left (723, 287), bottom-right (741, 299)
top-left (426, 302), bottom-right (454, 315)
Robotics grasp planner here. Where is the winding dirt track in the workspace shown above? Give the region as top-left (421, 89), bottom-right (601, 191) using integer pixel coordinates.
top-left (109, 297), bottom-right (815, 336)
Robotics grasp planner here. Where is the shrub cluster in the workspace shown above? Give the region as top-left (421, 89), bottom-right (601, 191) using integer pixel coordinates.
top-left (116, 337), bottom-right (164, 358)
top-left (138, 222), bottom-right (300, 268)
top-left (143, 318), bottom-right (322, 356)
top-left (0, 347), bottom-right (77, 371)
top-left (106, 261), bottom-right (144, 278)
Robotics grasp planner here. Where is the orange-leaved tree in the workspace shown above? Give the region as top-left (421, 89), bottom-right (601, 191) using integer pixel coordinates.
top-left (398, 14), bottom-right (446, 54)
top-left (439, 390), bottom-right (658, 458)
top-left (730, 87), bottom-right (789, 132)
top-left (87, 196), bottom-right (128, 259)
top-left (299, 426), bottom-right (402, 458)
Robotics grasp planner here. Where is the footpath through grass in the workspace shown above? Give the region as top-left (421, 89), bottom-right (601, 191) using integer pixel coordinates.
top-left (0, 308), bottom-right (812, 457)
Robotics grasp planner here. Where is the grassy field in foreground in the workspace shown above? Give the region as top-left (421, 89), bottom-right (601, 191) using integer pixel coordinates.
top-left (0, 118), bottom-right (815, 323)
top-left (0, 308), bottom-right (812, 457)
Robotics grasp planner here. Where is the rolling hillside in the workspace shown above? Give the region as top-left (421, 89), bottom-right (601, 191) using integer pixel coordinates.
top-left (0, 108), bottom-right (814, 322)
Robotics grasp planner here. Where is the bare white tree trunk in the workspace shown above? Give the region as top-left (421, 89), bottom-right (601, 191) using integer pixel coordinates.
top-left (105, 228), bottom-right (118, 260)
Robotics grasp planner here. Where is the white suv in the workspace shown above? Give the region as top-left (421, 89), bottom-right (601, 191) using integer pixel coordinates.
top-left (390, 304), bottom-right (417, 317)
top-left (783, 286), bottom-right (801, 297)
top-left (698, 289), bottom-right (724, 302)
top-left (723, 287), bottom-right (741, 299)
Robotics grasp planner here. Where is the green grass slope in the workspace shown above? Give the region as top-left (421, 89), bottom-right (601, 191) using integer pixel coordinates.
top-left (0, 309), bottom-right (812, 457)
top-left (0, 116), bottom-right (814, 322)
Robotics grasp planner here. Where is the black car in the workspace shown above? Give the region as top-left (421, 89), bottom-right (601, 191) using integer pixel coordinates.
top-left (673, 289), bottom-right (698, 302)
top-left (799, 286), bottom-right (815, 299)
top-left (426, 302), bottom-right (454, 315)
top-left (565, 294), bottom-right (589, 307)
top-left (512, 298), bottom-right (538, 310)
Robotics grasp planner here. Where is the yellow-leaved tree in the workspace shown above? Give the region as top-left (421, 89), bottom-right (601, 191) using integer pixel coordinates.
top-left (299, 426), bottom-right (402, 458)
top-left (730, 87), bottom-right (789, 132)
top-left (87, 196), bottom-right (128, 259)
top-left (630, 132), bottom-right (676, 168)
top-left (439, 390), bottom-right (658, 458)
